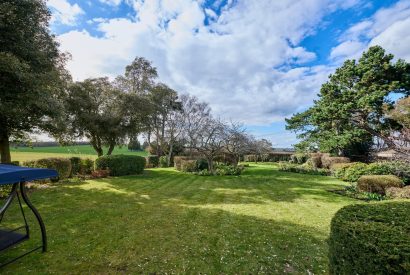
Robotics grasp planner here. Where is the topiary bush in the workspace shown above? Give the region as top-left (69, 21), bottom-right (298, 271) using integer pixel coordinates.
top-left (174, 156), bottom-right (191, 171)
top-left (180, 160), bottom-right (198, 172)
top-left (145, 155), bottom-right (159, 168)
top-left (95, 155), bottom-right (145, 176)
top-left (159, 156), bottom-right (169, 168)
top-left (328, 202), bottom-right (410, 275)
top-left (386, 186), bottom-right (410, 199)
top-left (321, 156), bottom-right (350, 169)
top-left (24, 158), bottom-right (72, 181)
top-left (79, 158), bottom-right (94, 175)
top-left (357, 175), bottom-right (403, 195)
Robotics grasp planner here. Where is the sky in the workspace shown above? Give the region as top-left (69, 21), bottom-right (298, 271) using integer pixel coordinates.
top-left (46, 0), bottom-right (410, 148)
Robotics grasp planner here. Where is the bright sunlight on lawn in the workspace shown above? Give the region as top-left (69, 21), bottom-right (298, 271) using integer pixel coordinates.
top-left (0, 163), bottom-right (357, 274)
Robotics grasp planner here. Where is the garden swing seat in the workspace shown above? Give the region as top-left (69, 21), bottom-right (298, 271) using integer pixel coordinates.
top-left (0, 164), bottom-right (58, 268)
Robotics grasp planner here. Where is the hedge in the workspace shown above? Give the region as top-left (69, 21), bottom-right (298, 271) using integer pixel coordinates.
top-left (180, 160), bottom-right (197, 172)
top-left (159, 156), bottom-right (168, 168)
top-left (321, 156), bottom-right (350, 169)
top-left (69, 157), bottom-right (94, 176)
top-left (357, 175), bottom-right (403, 195)
top-left (95, 155), bottom-right (145, 176)
top-left (386, 186), bottom-right (410, 199)
top-left (174, 156), bottom-right (191, 171)
top-left (243, 153), bottom-right (292, 162)
top-left (24, 158), bottom-right (72, 181)
top-left (145, 155), bottom-right (159, 168)
top-left (329, 202), bottom-right (410, 274)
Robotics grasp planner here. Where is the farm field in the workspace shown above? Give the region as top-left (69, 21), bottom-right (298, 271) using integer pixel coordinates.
top-left (0, 163), bottom-right (357, 274)
top-left (10, 145), bottom-right (147, 162)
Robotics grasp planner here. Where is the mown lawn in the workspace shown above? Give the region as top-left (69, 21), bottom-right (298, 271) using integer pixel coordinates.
top-left (10, 145), bottom-right (147, 162)
top-left (0, 163), bottom-right (358, 274)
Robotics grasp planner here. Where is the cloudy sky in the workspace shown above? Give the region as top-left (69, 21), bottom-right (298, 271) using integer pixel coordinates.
top-left (47, 0), bottom-right (410, 147)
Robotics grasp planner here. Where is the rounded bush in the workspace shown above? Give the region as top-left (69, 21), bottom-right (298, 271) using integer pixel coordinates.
top-left (145, 155), bottom-right (159, 168)
top-left (159, 156), bottom-right (169, 168)
top-left (329, 202), bottom-right (410, 275)
top-left (386, 186), bottom-right (410, 199)
top-left (343, 162), bottom-right (369, 182)
top-left (357, 175), bottom-right (404, 195)
top-left (321, 156), bottom-right (350, 169)
top-left (24, 158), bottom-right (72, 180)
top-left (95, 155), bottom-right (145, 176)
top-left (196, 158), bottom-right (209, 171)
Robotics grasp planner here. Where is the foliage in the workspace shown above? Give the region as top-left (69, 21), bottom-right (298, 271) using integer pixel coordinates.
top-left (286, 46), bottom-right (410, 156)
top-left (290, 153), bottom-right (308, 164)
top-left (24, 158), bottom-right (72, 181)
top-left (321, 156), bottom-right (350, 169)
top-left (91, 169), bottom-right (110, 179)
top-left (174, 156), bottom-right (191, 171)
top-left (278, 162), bottom-right (330, 176)
top-left (145, 155), bottom-right (159, 168)
top-left (357, 175), bottom-right (403, 195)
top-left (79, 158), bottom-right (94, 175)
top-left (382, 161), bottom-right (410, 185)
top-left (128, 138), bottom-right (142, 151)
top-left (341, 162), bottom-right (371, 182)
top-left (330, 162), bottom-right (356, 178)
top-left (159, 156), bottom-right (169, 168)
top-left (386, 186), bottom-right (410, 199)
top-left (0, 0), bottom-right (68, 163)
top-left (329, 202), bottom-right (410, 275)
top-left (214, 164), bottom-right (244, 176)
top-left (95, 155), bottom-right (145, 176)
top-left (180, 160), bottom-right (198, 173)
top-left (196, 158), bottom-right (209, 171)
top-left (69, 157), bottom-right (81, 176)
top-left (307, 153), bottom-right (323, 168)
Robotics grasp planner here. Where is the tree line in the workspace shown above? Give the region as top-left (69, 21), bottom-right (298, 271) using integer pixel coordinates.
top-left (0, 0), bottom-right (272, 171)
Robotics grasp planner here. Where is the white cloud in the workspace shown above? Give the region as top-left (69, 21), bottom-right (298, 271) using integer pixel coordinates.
top-left (333, 0), bottom-right (410, 61)
top-left (99, 0), bottom-right (122, 6)
top-left (57, 0), bottom-right (362, 126)
top-left (48, 0), bottom-right (84, 26)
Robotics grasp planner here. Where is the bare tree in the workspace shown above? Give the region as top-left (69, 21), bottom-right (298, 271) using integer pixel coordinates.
top-left (224, 122), bottom-right (251, 167)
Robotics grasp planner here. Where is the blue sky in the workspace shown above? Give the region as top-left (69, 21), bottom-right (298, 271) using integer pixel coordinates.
top-left (47, 0), bottom-right (410, 147)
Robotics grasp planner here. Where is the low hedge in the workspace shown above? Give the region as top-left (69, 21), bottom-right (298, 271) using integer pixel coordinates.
top-left (321, 156), bottom-right (350, 169)
top-left (69, 157), bottom-right (94, 175)
top-left (329, 202), bottom-right (410, 274)
top-left (174, 156), bottom-right (191, 171)
top-left (95, 155), bottom-right (145, 176)
top-left (278, 162), bottom-right (330, 176)
top-left (357, 175), bottom-right (403, 195)
top-left (386, 186), bottom-right (410, 199)
top-left (24, 158), bottom-right (72, 181)
top-left (180, 159), bottom-right (197, 172)
top-left (145, 155), bottom-right (159, 168)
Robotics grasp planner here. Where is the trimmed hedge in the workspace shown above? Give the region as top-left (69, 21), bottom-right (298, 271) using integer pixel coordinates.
top-left (329, 202), bottom-right (410, 274)
top-left (278, 162), bottom-right (330, 176)
top-left (69, 157), bottom-right (94, 175)
top-left (180, 160), bottom-right (197, 172)
top-left (174, 156), bottom-right (191, 171)
top-left (159, 156), bottom-right (168, 168)
top-left (357, 175), bottom-right (403, 195)
top-left (321, 156), bottom-right (350, 169)
top-left (386, 186), bottom-right (410, 199)
top-left (24, 158), bottom-right (72, 181)
top-left (95, 155), bottom-right (145, 176)
top-left (145, 155), bottom-right (159, 168)
top-left (243, 153), bottom-right (292, 162)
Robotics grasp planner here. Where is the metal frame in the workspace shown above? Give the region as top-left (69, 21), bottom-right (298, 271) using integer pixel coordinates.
top-left (0, 181), bottom-right (47, 268)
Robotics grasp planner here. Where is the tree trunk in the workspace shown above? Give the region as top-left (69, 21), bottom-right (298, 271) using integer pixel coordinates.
top-left (208, 157), bottom-right (214, 175)
top-left (167, 142), bottom-right (173, 167)
top-left (0, 131), bottom-right (11, 163)
top-left (91, 136), bottom-right (103, 157)
top-left (107, 142), bottom-right (115, 155)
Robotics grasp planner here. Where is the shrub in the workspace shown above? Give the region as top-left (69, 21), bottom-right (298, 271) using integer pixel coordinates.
top-left (69, 157), bottom-right (81, 176)
top-left (386, 186), bottom-right (410, 199)
top-left (196, 158), bottom-right (208, 171)
top-left (159, 156), bottom-right (169, 168)
top-left (328, 202), bottom-right (410, 275)
top-left (365, 162), bottom-right (394, 176)
top-left (24, 158), bottom-right (72, 181)
top-left (174, 156), bottom-right (191, 171)
top-left (79, 158), bottom-right (94, 175)
top-left (321, 156), bottom-right (350, 169)
top-left (342, 162), bottom-right (369, 182)
top-left (382, 161), bottom-right (410, 184)
top-left (214, 163), bottom-right (244, 176)
top-left (330, 162), bottom-right (356, 179)
top-left (145, 155), bottom-right (159, 168)
top-left (357, 175), bottom-right (403, 195)
top-left (95, 155), bottom-right (145, 176)
top-left (278, 162), bottom-right (330, 176)
top-left (180, 160), bottom-right (198, 172)
top-left (293, 153), bottom-right (308, 164)
top-left (91, 169), bottom-right (110, 179)
top-left (308, 153), bottom-right (322, 168)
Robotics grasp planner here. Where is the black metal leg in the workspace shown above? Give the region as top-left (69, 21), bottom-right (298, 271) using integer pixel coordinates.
top-left (19, 182), bottom-right (47, 252)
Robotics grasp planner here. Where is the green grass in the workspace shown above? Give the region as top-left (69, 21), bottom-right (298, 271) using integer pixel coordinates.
top-left (0, 163), bottom-right (358, 274)
top-left (10, 145), bottom-right (148, 162)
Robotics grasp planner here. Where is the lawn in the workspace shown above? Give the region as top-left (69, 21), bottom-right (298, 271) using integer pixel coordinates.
top-left (10, 145), bottom-right (147, 162)
top-left (0, 163), bottom-right (358, 274)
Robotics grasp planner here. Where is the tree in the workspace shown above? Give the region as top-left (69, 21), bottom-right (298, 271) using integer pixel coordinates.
top-left (63, 78), bottom-right (129, 156)
top-left (0, 0), bottom-right (68, 163)
top-left (286, 46), bottom-right (410, 157)
top-left (224, 122), bottom-right (250, 167)
top-left (188, 118), bottom-right (226, 174)
top-left (249, 138), bottom-right (272, 162)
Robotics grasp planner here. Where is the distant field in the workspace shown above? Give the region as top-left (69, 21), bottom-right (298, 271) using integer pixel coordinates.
top-left (10, 145), bottom-right (147, 162)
